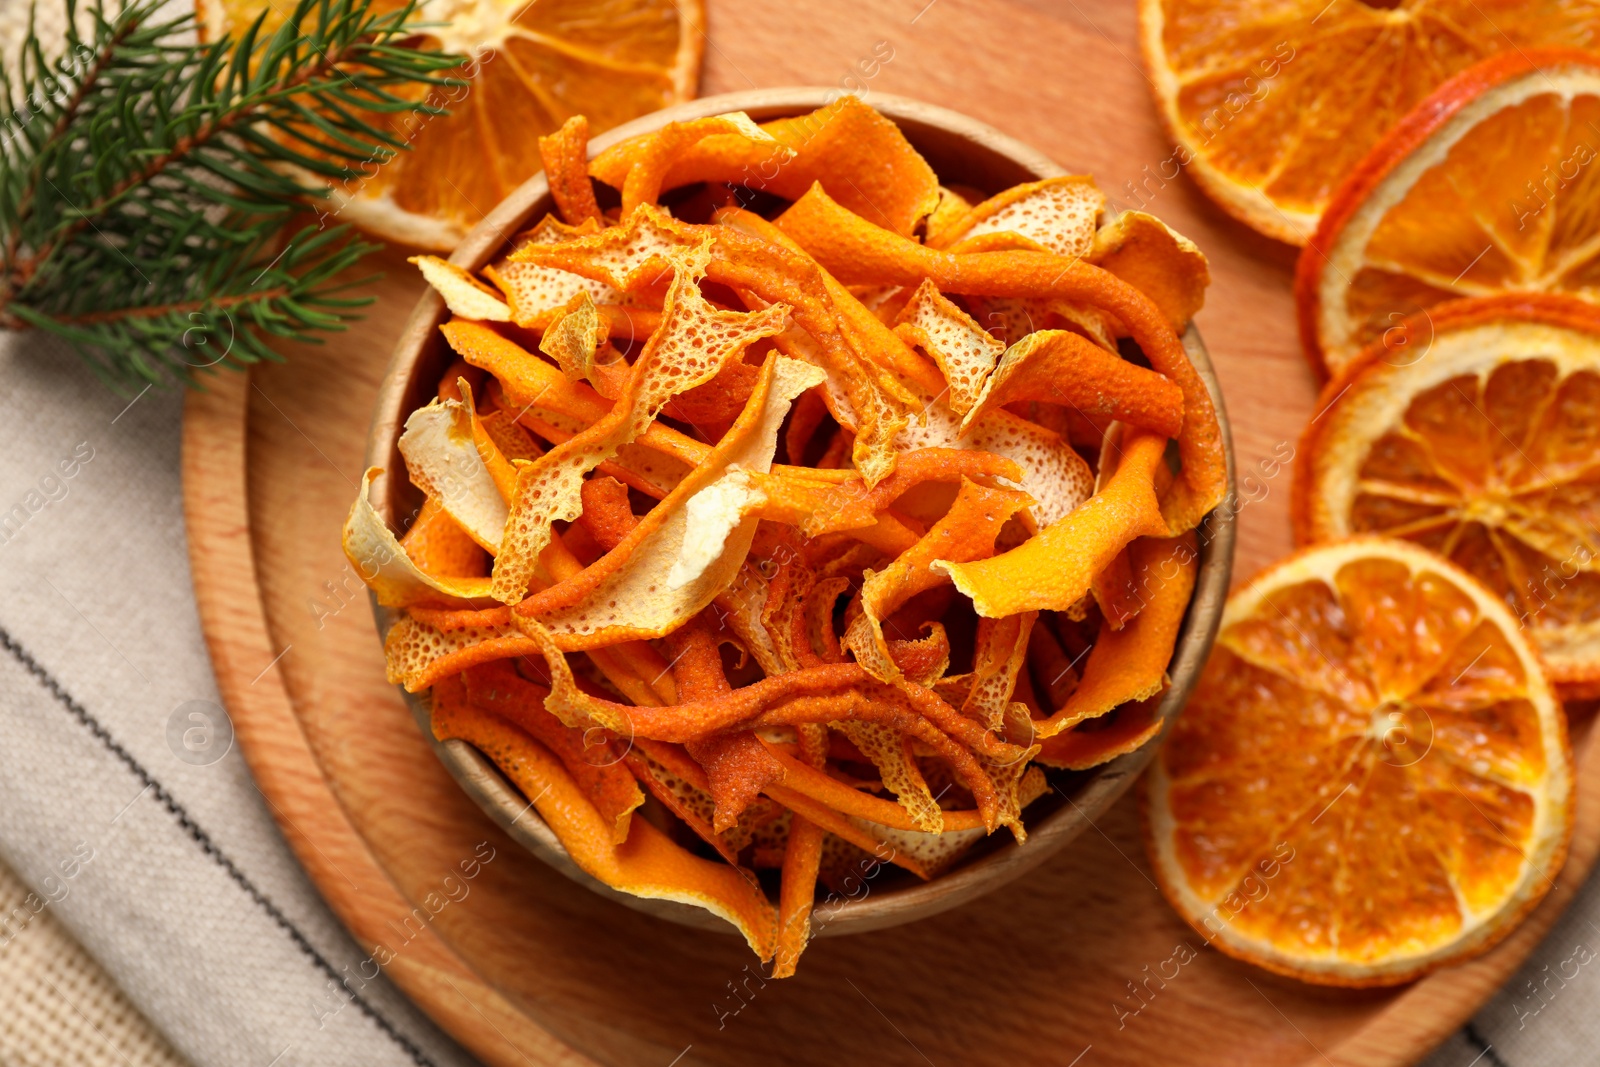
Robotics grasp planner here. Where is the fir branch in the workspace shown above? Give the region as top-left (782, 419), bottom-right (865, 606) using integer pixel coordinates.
top-left (0, 0), bottom-right (465, 390)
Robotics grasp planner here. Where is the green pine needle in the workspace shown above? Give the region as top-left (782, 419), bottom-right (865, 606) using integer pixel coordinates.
top-left (0, 0), bottom-right (465, 391)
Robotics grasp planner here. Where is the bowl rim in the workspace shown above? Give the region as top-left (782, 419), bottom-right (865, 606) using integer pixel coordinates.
top-left (364, 86), bottom-right (1237, 937)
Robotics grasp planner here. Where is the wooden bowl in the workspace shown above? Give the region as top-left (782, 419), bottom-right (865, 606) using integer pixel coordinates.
top-left (364, 88), bottom-right (1236, 937)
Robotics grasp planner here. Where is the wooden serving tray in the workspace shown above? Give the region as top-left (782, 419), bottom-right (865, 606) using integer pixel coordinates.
top-left (182, 3), bottom-right (1600, 1064)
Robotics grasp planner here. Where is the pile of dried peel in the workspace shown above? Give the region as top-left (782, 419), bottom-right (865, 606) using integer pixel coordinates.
top-left (343, 97), bottom-right (1224, 975)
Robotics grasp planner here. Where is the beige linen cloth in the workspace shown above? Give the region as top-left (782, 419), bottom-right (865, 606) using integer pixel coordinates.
top-left (0, 336), bottom-right (475, 1067)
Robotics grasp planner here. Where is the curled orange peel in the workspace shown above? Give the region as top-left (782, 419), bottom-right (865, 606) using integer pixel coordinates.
top-left (1030, 532), bottom-right (1198, 739)
top-left (929, 175), bottom-right (1104, 257)
top-left (382, 532), bottom-right (677, 708)
top-left (410, 255), bottom-right (511, 322)
top-left (577, 475), bottom-right (637, 552)
top-left (773, 801), bottom-right (824, 978)
top-left (775, 183), bottom-right (1224, 532)
top-left (663, 357), bottom-right (761, 427)
top-left (538, 291), bottom-right (604, 386)
top-left (965, 293), bottom-right (1118, 354)
top-left (963, 611), bottom-right (1037, 732)
top-left (886, 625), bottom-right (951, 685)
top-left (442, 319), bottom-right (707, 483)
top-left (478, 409), bottom-right (543, 466)
top-left (1091, 544), bottom-right (1142, 631)
top-left (923, 185), bottom-right (974, 247)
top-left (961, 329), bottom-right (1185, 441)
top-left (757, 550), bottom-right (817, 675)
top-left (758, 740), bottom-right (987, 834)
top-left (1088, 210), bottom-right (1208, 333)
top-left (744, 237), bottom-right (1104, 529)
top-left (624, 738), bottom-right (749, 868)
top-left (525, 517), bottom-right (680, 708)
top-left (716, 221), bottom-right (1104, 531)
top-left (1034, 694), bottom-right (1165, 771)
top-left (525, 627), bottom-right (1019, 830)
top-left (505, 203), bottom-right (704, 292)
top-left (834, 719), bottom-right (942, 833)
top-left (615, 111), bottom-right (781, 217)
top-left (711, 223), bottom-right (920, 487)
top-left (712, 207), bottom-right (948, 485)
top-left (491, 241), bottom-right (791, 604)
top-left (509, 356), bottom-right (823, 650)
top-left (483, 216), bottom-right (627, 329)
top-left (666, 617), bottom-right (785, 833)
top-left (429, 677), bottom-right (777, 959)
top-left (688, 731), bottom-right (783, 835)
top-left (537, 115), bottom-right (602, 226)
top-left (751, 448), bottom-right (1020, 538)
top-left (457, 379), bottom-right (521, 504)
top-left (461, 662), bottom-right (643, 845)
top-left (343, 470), bottom-right (495, 607)
top-left (591, 96), bottom-right (940, 237)
top-left (714, 206), bottom-right (942, 392)
top-left (399, 495), bottom-right (489, 581)
top-left (396, 391), bottom-right (508, 553)
top-left (762, 785), bottom-right (933, 882)
top-left (627, 661), bottom-right (1018, 769)
top-left (435, 358), bottom-right (480, 402)
top-left (513, 205), bottom-right (918, 489)
top-left (384, 614), bottom-right (534, 692)
top-left (975, 745), bottom-right (1042, 842)
top-left (935, 430), bottom-right (1170, 617)
top-left (806, 576), bottom-right (852, 663)
top-left (709, 553), bottom-right (787, 679)
top-left (844, 478), bottom-right (1031, 690)
top-left (892, 279), bottom-right (1004, 417)
top-left (898, 395), bottom-right (1095, 530)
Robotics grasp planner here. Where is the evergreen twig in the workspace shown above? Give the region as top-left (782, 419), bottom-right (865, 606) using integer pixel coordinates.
top-left (0, 0), bottom-right (464, 390)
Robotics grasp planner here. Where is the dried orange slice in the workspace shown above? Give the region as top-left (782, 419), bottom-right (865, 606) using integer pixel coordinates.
top-left (196, 0), bottom-right (703, 249)
top-left (1298, 49), bottom-right (1600, 378)
top-left (1296, 293), bottom-right (1600, 695)
top-left (1140, 5), bottom-right (1598, 246)
top-left (1147, 537), bottom-right (1573, 986)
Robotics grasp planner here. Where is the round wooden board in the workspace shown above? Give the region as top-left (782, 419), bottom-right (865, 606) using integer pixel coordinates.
top-left (182, 2), bottom-right (1600, 1065)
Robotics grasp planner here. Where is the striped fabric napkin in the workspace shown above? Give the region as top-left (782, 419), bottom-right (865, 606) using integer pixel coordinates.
top-left (0, 334), bottom-right (474, 1067)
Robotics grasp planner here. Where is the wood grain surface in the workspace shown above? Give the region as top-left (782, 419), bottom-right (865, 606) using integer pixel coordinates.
top-left (182, 2), bottom-right (1600, 1065)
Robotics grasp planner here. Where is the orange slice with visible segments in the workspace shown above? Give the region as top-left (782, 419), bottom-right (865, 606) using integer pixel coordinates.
top-left (1296, 293), bottom-right (1600, 695)
top-left (196, 0), bottom-right (703, 249)
top-left (1140, 4), bottom-right (1600, 246)
top-left (1147, 537), bottom-right (1572, 986)
top-left (1297, 49), bottom-right (1600, 378)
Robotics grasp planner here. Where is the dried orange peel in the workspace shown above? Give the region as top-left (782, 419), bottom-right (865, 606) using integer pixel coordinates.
top-left (775, 182), bottom-right (1223, 533)
top-left (344, 471), bottom-right (495, 608)
top-left (344, 100), bottom-right (1218, 974)
top-left (589, 95), bottom-right (939, 237)
top-left (1024, 532), bottom-right (1198, 740)
top-left (430, 675), bottom-right (776, 958)
top-left (936, 430), bottom-right (1171, 617)
top-left (962, 328), bottom-right (1185, 439)
top-left (930, 176), bottom-right (1104, 257)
